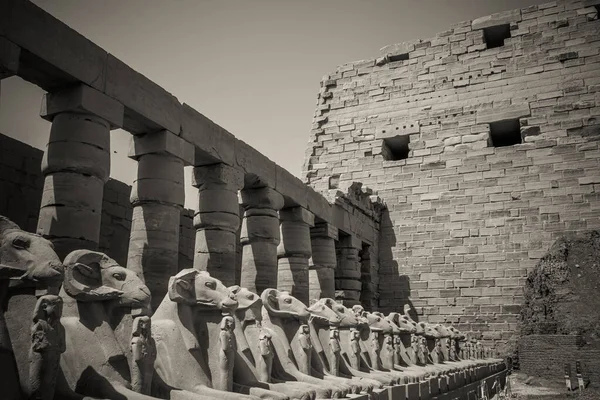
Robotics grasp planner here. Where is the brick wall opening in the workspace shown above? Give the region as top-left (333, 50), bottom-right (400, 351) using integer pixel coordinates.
top-left (329, 174), bottom-right (340, 189)
top-left (388, 53), bottom-right (409, 62)
top-left (483, 24), bottom-right (511, 49)
top-left (488, 119), bottom-right (521, 147)
top-left (382, 135), bottom-right (410, 160)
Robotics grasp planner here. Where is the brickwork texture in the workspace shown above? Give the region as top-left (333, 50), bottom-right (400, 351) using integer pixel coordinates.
top-left (303, 0), bottom-right (600, 346)
top-left (519, 335), bottom-right (600, 387)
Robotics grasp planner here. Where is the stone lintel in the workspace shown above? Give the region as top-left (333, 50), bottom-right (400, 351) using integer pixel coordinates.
top-left (475, 104), bottom-right (531, 125)
top-left (0, 37), bottom-right (20, 79)
top-left (191, 163), bottom-right (244, 190)
top-left (310, 222), bottom-right (339, 240)
top-left (41, 83), bottom-right (124, 128)
top-left (280, 207), bottom-right (315, 226)
top-left (471, 9), bottom-right (522, 30)
top-left (240, 186), bottom-right (285, 211)
top-left (105, 54), bottom-right (181, 135)
top-left (128, 130), bottom-right (195, 165)
top-left (181, 103), bottom-right (236, 167)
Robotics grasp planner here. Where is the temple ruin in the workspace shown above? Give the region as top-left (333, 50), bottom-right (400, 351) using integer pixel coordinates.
top-left (0, 0), bottom-right (599, 398)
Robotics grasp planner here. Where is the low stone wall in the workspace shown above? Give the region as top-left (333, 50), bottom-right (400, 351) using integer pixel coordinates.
top-left (519, 335), bottom-right (600, 387)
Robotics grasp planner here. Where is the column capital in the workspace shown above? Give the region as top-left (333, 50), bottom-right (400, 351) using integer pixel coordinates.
top-left (0, 37), bottom-right (19, 79)
top-left (40, 83), bottom-right (124, 128)
top-left (310, 221), bottom-right (339, 240)
top-left (280, 207), bottom-right (314, 227)
top-left (240, 186), bottom-right (284, 211)
top-left (129, 129), bottom-right (195, 165)
top-left (192, 163), bottom-right (244, 191)
top-left (339, 234), bottom-right (362, 250)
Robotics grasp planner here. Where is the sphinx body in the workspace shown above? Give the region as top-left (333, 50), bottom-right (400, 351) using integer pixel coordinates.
top-left (0, 215), bottom-right (64, 400)
top-left (152, 269), bottom-right (261, 400)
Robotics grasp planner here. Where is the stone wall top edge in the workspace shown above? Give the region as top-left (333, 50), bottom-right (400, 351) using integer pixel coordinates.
top-left (0, 0), bottom-right (387, 229)
top-left (320, 0), bottom-right (591, 82)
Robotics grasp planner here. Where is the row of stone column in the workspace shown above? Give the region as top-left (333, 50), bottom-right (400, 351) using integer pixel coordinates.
top-left (32, 83), bottom-right (367, 307)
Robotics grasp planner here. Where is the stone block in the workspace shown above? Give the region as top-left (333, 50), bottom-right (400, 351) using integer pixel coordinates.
top-left (40, 172), bottom-right (103, 210)
top-left (180, 103), bottom-right (236, 166)
top-left (472, 9), bottom-right (522, 30)
top-left (280, 207), bottom-right (315, 225)
top-left (377, 122), bottom-right (420, 139)
top-left (37, 204), bottom-right (101, 242)
top-left (41, 83), bottom-right (124, 128)
top-left (0, 36), bottom-right (20, 79)
top-left (129, 130), bottom-right (194, 165)
top-left (275, 165), bottom-right (309, 208)
top-left (240, 215), bottom-right (280, 245)
top-left (130, 177), bottom-right (184, 207)
top-left (194, 229), bottom-right (237, 254)
top-left (1, 0), bottom-right (107, 91)
top-left (277, 257), bottom-right (309, 304)
top-left (475, 104), bottom-right (531, 124)
top-left (136, 153), bottom-right (184, 183)
top-left (42, 140), bottom-right (110, 182)
top-left (380, 41), bottom-right (416, 56)
top-left (105, 54), bottom-right (181, 134)
top-left (195, 189), bottom-right (240, 214)
top-left (236, 139), bottom-right (277, 189)
top-left (192, 163), bottom-right (243, 190)
top-left (240, 187), bottom-right (285, 211)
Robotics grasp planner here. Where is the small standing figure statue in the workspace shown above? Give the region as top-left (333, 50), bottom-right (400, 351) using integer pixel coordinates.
top-left (217, 316), bottom-right (235, 392)
top-left (449, 338), bottom-right (456, 361)
top-left (257, 329), bottom-right (273, 382)
top-left (349, 328), bottom-right (361, 369)
top-left (29, 294), bottom-right (65, 400)
top-left (411, 334), bottom-right (420, 364)
top-left (130, 316), bottom-right (156, 395)
top-left (419, 336), bottom-right (429, 364)
top-left (382, 334), bottom-right (394, 369)
top-left (329, 327), bottom-right (341, 376)
top-left (297, 324), bottom-right (312, 375)
top-left (435, 338), bottom-right (443, 362)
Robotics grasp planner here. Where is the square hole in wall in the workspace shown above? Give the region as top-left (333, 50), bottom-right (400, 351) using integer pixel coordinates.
top-left (483, 24), bottom-right (511, 49)
top-left (382, 135), bottom-right (410, 160)
top-left (388, 53), bottom-right (409, 62)
top-left (489, 119), bottom-right (521, 147)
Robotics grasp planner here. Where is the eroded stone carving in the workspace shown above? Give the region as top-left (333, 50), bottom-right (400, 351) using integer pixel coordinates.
top-left (29, 294), bottom-right (65, 400)
top-left (0, 215), bottom-right (64, 400)
top-left (152, 268), bottom-right (260, 400)
top-left (130, 316), bottom-right (156, 395)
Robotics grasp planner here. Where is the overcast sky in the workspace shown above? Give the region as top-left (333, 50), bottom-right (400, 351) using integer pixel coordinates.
top-left (0, 0), bottom-right (548, 209)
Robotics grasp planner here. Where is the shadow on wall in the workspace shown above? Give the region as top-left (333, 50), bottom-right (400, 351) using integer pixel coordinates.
top-left (377, 208), bottom-right (418, 321)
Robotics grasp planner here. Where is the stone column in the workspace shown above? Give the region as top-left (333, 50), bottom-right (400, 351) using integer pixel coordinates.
top-left (308, 222), bottom-right (338, 302)
top-left (239, 187), bottom-right (284, 295)
top-left (277, 207), bottom-right (314, 305)
top-left (37, 84), bottom-right (123, 259)
top-left (335, 235), bottom-right (363, 307)
top-left (127, 130), bottom-right (192, 310)
top-left (192, 163), bottom-right (243, 286)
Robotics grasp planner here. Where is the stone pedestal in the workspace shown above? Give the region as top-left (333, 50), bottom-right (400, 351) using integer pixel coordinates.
top-left (277, 207), bottom-right (314, 305)
top-left (37, 84), bottom-right (123, 259)
top-left (192, 164), bottom-right (243, 286)
top-left (127, 130), bottom-right (192, 311)
top-left (308, 222), bottom-right (338, 302)
top-left (334, 235), bottom-right (363, 306)
top-left (239, 187), bottom-right (284, 295)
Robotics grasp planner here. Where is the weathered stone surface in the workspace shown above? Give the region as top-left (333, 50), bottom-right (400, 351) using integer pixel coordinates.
top-left (40, 83), bottom-right (124, 128)
top-left (0, 0), bottom-right (107, 91)
top-left (471, 9), bottom-right (521, 30)
top-left (277, 257), bottom-right (310, 305)
top-left (240, 187), bottom-right (285, 212)
top-left (105, 55), bottom-right (181, 134)
top-left (180, 103), bottom-right (237, 167)
top-left (380, 41), bottom-right (415, 56)
top-left (475, 104), bottom-right (531, 124)
top-left (192, 163), bottom-right (244, 190)
top-left (129, 130), bottom-right (194, 165)
top-left (0, 36), bottom-right (19, 79)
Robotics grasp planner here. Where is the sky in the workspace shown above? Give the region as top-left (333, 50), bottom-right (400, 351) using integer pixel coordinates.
top-left (0, 0), bottom-right (549, 209)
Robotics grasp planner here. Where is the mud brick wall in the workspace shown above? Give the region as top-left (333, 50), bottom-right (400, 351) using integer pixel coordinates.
top-left (0, 133), bottom-right (196, 268)
top-left (303, 0), bottom-right (600, 347)
top-left (519, 335), bottom-right (600, 387)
